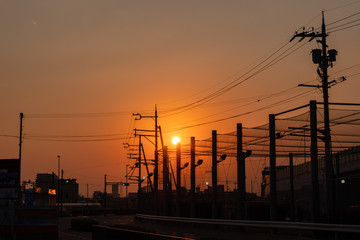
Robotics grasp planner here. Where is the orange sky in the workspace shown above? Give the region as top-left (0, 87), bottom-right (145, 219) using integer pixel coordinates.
top-left (1, 1), bottom-right (360, 196)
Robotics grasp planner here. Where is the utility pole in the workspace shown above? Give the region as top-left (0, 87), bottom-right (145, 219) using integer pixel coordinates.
top-left (57, 155), bottom-right (61, 215)
top-left (126, 164), bottom-right (129, 209)
top-left (138, 135), bottom-right (142, 195)
top-left (237, 123), bottom-right (246, 220)
top-left (18, 113), bottom-right (23, 205)
top-left (291, 11), bottom-right (337, 222)
top-left (289, 153), bottom-right (295, 221)
top-left (211, 130), bottom-right (218, 219)
top-left (104, 174), bottom-right (107, 216)
top-left (163, 146), bottom-right (169, 215)
top-left (269, 114), bottom-right (277, 221)
top-left (310, 100), bottom-right (320, 222)
top-left (132, 106), bottom-right (159, 213)
top-left (61, 169), bottom-right (64, 217)
top-left (176, 142), bottom-right (181, 217)
top-left (154, 105), bottom-right (158, 198)
top-left (190, 137), bottom-right (196, 218)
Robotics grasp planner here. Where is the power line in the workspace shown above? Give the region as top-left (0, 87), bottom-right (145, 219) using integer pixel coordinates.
top-left (327, 11), bottom-right (360, 26)
top-left (328, 17), bottom-right (360, 31)
top-left (325, 0), bottom-right (360, 12)
top-left (162, 41), bottom-right (308, 118)
top-left (329, 22), bottom-right (360, 33)
top-left (24, 136), bottom-right (129, 142)
top-left (165, 89), bottom-right (316, 133)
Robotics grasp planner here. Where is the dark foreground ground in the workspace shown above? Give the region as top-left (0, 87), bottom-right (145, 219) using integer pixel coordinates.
top-left (59, 214), bottom-right (316, 240)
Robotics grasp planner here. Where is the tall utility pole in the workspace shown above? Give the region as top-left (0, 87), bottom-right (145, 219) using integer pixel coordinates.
top-left (292, 11), bottom-right (336, 222)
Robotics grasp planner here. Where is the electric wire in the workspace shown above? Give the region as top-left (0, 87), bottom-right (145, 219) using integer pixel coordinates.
top-left (161, 41), bottom-right (299, 117)
top-left (165, 88), bottom-right (316, 133)
top-left (328, 17), bottom-right (360, 31)
top-left (162, 41), bottom-right (307, 118)
top-left (325, 0), bottom-right (360, 12)
top-left (327, 11), bottom-right (360, 26)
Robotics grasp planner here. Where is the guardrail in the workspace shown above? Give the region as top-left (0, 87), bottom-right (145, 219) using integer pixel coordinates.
top-left (92, 225), bottom-right (195, 240)
top-left (137, 214), bottom-right (360, 234)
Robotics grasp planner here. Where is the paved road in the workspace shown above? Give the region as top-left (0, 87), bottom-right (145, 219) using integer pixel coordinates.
top-left (59, 215), bottom-right (136, 240)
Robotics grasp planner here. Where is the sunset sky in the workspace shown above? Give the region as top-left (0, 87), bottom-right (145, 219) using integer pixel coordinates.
top-left (1, 1), bottom-right (360, 196)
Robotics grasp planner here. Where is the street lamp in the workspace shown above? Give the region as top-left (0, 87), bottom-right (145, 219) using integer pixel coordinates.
top-left (195, 159), bottom-right (203, 167)
top-left (217, 154), bottom-right (227, 163)
top-left (180, 162), bottom-right (189, 170)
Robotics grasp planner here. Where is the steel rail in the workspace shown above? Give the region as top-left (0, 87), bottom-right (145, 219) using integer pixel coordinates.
top-left (137, 214), bottom-right (360, 234)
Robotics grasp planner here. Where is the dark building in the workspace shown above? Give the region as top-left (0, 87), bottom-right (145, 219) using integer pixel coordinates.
top-left (34, 173), bottom-right (57, 205)
top-left (35, 173), bottom-right (79, 204)
top-left (263, 146), bottom-right (360, 223)
top-left (60, 178), bottom-right (79, 203)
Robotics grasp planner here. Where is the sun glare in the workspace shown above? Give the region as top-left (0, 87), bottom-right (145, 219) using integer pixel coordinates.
top-left (172, 137), bottom-right (180, 145)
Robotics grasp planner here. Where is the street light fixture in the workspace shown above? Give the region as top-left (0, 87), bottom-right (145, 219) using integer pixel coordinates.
top-left (217, 154), bottom-right (227, 163)
top-left (180, 162), bottom-right (189, 170)
top-left (195, 159), bottom-right (203, 167)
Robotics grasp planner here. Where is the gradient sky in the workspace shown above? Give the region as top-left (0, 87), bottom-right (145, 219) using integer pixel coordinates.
top-left (1, 0), bottom-right (360, 196)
